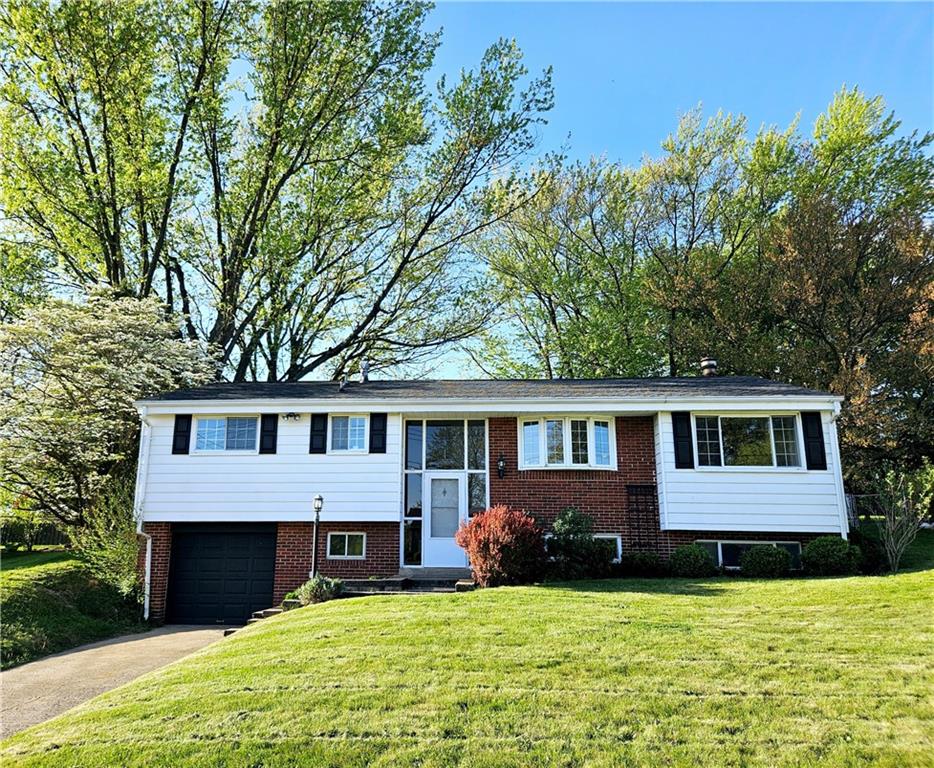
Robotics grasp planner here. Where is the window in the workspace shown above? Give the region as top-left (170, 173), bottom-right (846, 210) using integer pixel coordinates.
top-left (327, 532), bottom-right (365, 559)
top-left (697, 540), bottom-right (802, 570)
top-left (692, 415), bottom-right (803, 469)
top-left (519, 417), bottom-right (615, 469)
top-left (594, 534), bottom-right (623, 562)
top-left (330, 415), bottom-right (367, 452)
top-left (425, 420), bottom-right (464, 469)
top-left (571, 420), bottom-right (589, 465)
top-left (522, 421), bottom-right (541, 465)
top-left (194, 417), bottom-right (258, 452)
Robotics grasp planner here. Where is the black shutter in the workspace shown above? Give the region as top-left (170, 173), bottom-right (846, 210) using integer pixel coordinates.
top-left (801, 412), bottom-right (827, 470)
top-left (672, 412), bottom-right (694, 469)
top-left (309, 414), bottom-right (328, 454)
top-left (259, 414), bottom-right (278, 454)
top-left (369, 413), bottom-right (387, 454)
top-left (172, 414), bottom-right (192, 455)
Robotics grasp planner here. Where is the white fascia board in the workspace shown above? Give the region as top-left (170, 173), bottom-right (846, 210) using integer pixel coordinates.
top-left (135, 394), bottom-right (842, 416)
top-left (141, 510), bottom-right (400, 524)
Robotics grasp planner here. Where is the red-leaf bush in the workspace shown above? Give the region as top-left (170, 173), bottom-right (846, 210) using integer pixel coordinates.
top-left (455, 506), bottom-right (545, 587)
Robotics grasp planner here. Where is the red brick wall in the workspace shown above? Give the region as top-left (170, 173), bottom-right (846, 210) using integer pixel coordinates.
top-left (139, 522), bottom-right (172, 624)
top-left (273, 521), bottom-right (400, 602)
top-left (488, 416), bottom-right (661, 550)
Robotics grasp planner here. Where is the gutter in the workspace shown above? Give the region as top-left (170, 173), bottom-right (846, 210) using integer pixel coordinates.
top-left (134, 407), bottom-right (153, 621)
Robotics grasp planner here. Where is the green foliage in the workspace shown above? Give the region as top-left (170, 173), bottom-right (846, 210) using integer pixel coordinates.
top-left (546, 507), bottom-right (615, 580)
top-left (0, 1), bottom-right (552, 381)
top-left (614, 550), bottom-right (668, 578)
top-left (802, 536), bottom-right (862, 576)
top-left (67, 477), bottom-right (141, 600)
top-left (669, 544), bottom-right (718, 577)
top-left (295, 575), bottom-right (344, 605)
top-left (0, 551), bottom-right (142, 669)
top-left (0, 292), bottom-right (213, 526)
top-left (847, 526), bottom-right (887, 575)
top-left (739, 545), bottom-right (792, 578)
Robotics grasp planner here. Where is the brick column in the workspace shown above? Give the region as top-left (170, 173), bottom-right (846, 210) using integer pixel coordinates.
top-left (139, 522), bottom-right (172, 624)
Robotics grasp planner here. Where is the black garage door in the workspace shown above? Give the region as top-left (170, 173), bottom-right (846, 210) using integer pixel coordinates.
top-left (167, 524), bottom-right (276, 624)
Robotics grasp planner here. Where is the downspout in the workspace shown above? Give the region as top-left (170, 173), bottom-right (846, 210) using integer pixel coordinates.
top-left (828, 401), bottom-right (849, 539)
top-left (134, 408), bottom-right (153, 620)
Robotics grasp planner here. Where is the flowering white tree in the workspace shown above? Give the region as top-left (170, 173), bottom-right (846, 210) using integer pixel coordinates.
top-left (0, 293), bottom-right (214, 526)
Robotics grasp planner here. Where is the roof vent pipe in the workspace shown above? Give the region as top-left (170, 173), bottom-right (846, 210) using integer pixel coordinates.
top-left (360, 359), bottom-right (370, 383)
top-left (700, 357), bottom-right (718, 377)
top-left (338, 375), bottom-right (347, 392)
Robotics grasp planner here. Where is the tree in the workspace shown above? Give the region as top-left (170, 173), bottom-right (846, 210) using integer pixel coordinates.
top-left (1, 1), bottom-right (552, 380)
top-left (0, 292), bottom-right (214, 526)
top-left (876, 460), bottom-right (934, 574)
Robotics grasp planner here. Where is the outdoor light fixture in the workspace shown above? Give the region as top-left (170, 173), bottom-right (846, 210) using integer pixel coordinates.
top-left (282, 412), bottom-right (300, 422)
top-left (311, 494), bottom-right (324, 577)
top-left (497, 454), bottom-right (507, 479)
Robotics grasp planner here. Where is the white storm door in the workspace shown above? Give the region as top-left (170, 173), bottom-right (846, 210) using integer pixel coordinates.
top-left (423, 473), bottom-right (467, 567)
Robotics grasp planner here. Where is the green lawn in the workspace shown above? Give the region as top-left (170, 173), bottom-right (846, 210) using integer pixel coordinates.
top-left (2, 536), bottom-right (932, 768)
top-left (0, 549), bottom-right (144, 670)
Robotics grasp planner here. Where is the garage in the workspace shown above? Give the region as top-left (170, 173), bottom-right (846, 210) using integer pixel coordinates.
top-left (166, 523), bottom-right (276, 624)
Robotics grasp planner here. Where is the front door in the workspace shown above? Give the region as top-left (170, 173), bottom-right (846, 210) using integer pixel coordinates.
top-left (423, 473), bottom-right (467, 567)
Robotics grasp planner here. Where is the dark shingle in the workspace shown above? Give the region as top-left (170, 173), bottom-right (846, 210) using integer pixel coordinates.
top-left (140, 377), bottom-right (833, 402)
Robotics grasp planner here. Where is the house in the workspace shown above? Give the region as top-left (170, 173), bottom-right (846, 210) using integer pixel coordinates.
top-left (133, 371), bottom-right (848, 624)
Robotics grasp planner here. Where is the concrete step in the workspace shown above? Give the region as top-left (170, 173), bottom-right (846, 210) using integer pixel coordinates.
top-left (341, 577), bottom-right (408, 593)
top-left (281, 599), bottom-right (301, 611)
top-left (246, 617), bottom-right (263, 624)
top-left (223, 627), bottom-right (239, 637)
top-left (251, 607), bottom-right (284, 620)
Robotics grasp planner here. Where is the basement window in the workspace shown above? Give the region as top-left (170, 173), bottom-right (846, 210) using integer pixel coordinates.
top-left (327, 532), bottom-right (366, 559)
top-left (697, 540), bottom-right (802, 570)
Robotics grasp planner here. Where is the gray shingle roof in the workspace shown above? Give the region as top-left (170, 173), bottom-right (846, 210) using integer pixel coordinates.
top-left (140, 376), bottom-right (834, 402)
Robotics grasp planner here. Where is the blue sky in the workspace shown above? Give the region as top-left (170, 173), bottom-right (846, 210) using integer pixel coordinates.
top-left (427, 2), bottom-right (933, 167)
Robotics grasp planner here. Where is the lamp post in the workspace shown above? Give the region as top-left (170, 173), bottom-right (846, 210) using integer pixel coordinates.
top-left (311, 494), bottom-right (323, 577)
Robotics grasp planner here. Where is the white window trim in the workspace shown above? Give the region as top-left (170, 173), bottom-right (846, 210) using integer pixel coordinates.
top-left (696, 539), bottom-right (803, 570)
top-left (691, 412), bottom-right (807, 472)
top-left (326, 531), bottom-right (367, 560)
top-left (327, 414), bottom-right (369, 454)
top-left (518, 416), bottom-right (617, 471)
top-left (191, 415), bottom-right (260, 455)
top-left (594, 533), bottom-right (623, 563)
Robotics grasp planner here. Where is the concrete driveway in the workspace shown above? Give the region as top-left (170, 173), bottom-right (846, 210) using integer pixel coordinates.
top-left (0, 625), bottom-right (227, 739)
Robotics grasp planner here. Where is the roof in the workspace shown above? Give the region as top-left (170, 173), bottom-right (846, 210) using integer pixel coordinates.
top-left (139, 376), bottom-right (834, 403)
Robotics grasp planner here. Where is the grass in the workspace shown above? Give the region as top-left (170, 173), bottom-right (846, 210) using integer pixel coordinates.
top-left (0, 548), bottom-right (144, 670)
top-left (2, 534), bottom-right (932, 767)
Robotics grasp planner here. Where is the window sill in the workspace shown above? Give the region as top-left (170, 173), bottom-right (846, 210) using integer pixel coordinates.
top-left (190, 449), bottom-right (259, 456)
top-left (326, 555), bottom-right (366, 560)
top-left (519, 464), bottom-right (616, 472)
top-left (326, 449), bottom-right (368, 456)
top-left (692, 465), bottom-right (808, 473)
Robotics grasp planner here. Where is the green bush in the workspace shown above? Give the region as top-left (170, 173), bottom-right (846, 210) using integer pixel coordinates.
top-left (848, 527), bottom-right (886, 575)
top-left (802, 536), bottom-right (861, 576)
top-left (295, 575), bottom-right (344, 605)
top-left (614, 550), bottom-right (668, 577)
top-left (669, 544), bottom-right (718, 577)
top-left (546, 507), bottom-right (615, 580)
top-left (739, 545), bottom-right (792, 577)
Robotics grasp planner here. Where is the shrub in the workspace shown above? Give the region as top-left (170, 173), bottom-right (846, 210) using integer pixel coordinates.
top-left (68, 478), bottom-right (141, 601)
top-left (295, 575), bottom-right (344, 605)
top-left (848, 526), bottom-right (886, 575)
top-left (546, 507), bottom-right (615, 580)
top-left (669, 544), bottom-right (718, 577)
top-left (802, 536), bottom-right (861, 576)
top-left (454, 506), bottom-right (545, 587)
top-left (614, 550), bottom-right (668, 578)
top-left (739, 545), bottom-right (792, 577)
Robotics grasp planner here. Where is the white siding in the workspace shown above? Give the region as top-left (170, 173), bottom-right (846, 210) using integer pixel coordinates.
top-left (656, 411), bottom-right (847, 534)
top-left (140, 413), bottom-right (402, 523)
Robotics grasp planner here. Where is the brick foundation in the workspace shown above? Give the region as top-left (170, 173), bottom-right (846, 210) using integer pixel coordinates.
top-left (272, 521), bottom-right (399, 603)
